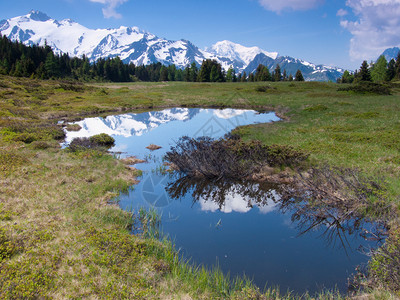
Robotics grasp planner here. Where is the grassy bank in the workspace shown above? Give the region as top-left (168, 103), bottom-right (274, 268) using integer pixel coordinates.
top-left (1, 75), bottom-right (400, 298)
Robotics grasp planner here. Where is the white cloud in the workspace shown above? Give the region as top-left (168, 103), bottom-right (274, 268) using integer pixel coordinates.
top-left (257, 0), bottom-right (323, 13)
top-left (89, 0), bottom-right (127, 19)
top-left (340, 0), bottom-right (400, 60)
top-left (336, 8), bottom-right (348, 16)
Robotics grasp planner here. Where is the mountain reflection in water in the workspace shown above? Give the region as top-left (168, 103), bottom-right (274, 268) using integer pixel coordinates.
top-left (65, 108), bottom-right (380, 294)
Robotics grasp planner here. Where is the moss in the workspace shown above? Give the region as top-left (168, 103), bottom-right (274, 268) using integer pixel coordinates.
top-left (0, 150), bottom-right (28, 176)
top-left (304, 104), bottom-right (328, 112)
top-left (0, 255), bottom-right (56, 299)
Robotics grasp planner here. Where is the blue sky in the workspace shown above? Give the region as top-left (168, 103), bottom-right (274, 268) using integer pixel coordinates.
top-left (1, 0), bottom-right (400, 70)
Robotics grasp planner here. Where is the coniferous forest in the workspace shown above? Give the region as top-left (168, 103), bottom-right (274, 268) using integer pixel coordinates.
top-left (0, 34), bottom-right (307, 83)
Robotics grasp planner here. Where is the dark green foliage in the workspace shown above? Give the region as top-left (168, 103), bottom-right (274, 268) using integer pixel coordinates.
top-left (255, 64), bottom-right (271, 81)
top-left (338, 81), bottom-right (391, 95)
top-left (358, 60), bottom-right (372, 82)
top-left (248, 72), bottom-right (255, 82)
top-left (0, 34), bottom-right (184, 82)
top-left (396, 52), bottom-right (400, 79)
top-left (255, 85), bottom-right (276, 92)
top-left (386, 59), bottom-right (396, 81)
top-left (295, 69), bottom-right (304, 81)
top-left (274, 64), bottom-right (282, 82)
top-left (197, 59), bottom-right (224, 82)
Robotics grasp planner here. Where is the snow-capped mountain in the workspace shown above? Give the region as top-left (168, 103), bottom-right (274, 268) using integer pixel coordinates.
top-left (244, 53), bottom-right (344, 82)
top-left (0, 10), bottom-right (344, 81)
top-left (204, 40), bottom-right (278, 72)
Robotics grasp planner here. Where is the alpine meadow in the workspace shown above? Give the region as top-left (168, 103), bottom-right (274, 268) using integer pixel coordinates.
top-left (1, 4), bottom-right (400, 300)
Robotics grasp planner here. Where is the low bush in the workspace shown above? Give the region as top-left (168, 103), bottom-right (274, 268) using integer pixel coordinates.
top-left (165, 136), bottom-right (308, 180)
top-left (338, 82), bottom-right (391, 95)
top-left (255, 85), bottom-right (276, 92)
top-left (69, 133), bottom-right (115, 152)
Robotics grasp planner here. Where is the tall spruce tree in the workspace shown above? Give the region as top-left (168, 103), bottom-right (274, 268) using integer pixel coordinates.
top-left (189, 62), bottom-right (198, 82)
top-left (274, 64), bottom-right (281, 81)
top-left (386, 59), bottom-right (396, 81)
top-left (395, 52), bottom-right (400, 79)
top-left (241, 71), bottom-right (247, 82)
top-left (295, 69), bottom-right (304, 81)
top-left (359, 60), bottom-right (372, 81)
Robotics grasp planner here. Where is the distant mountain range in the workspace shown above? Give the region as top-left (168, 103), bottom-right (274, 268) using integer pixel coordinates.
top-left (0, 10), bottom-right (346, 81)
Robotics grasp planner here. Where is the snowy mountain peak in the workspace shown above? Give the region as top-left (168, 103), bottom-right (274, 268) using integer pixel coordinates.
top-left (0, 11), bottom-right (344, 81)
top-left (27, 10), bottom-right (51, 22)
top-left (210, 40), bottom-right (278, 65)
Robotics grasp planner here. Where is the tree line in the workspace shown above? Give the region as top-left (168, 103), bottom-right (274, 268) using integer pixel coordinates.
top-left (338, 53), bottom-right (400, 83)
top-left (0, 34), bottom-right (305, 82)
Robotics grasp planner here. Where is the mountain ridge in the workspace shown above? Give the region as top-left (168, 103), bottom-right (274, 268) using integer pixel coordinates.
top-left (0, 10), bottom-right (344, 81)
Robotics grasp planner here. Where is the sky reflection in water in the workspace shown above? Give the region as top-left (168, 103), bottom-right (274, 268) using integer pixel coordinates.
top-left (65, 108), bottom-right (377, 295)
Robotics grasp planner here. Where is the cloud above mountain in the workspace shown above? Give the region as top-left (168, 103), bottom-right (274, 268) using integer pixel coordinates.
top-left (89, 0), bottom-right (127, 18)
top-left (339, 0), bottom-right (400, 61)
top-left (257, 0), bottom-right (323, 13)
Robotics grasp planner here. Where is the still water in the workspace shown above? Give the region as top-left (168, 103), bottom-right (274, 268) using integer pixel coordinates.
top-left (65, 108), bottom-right (377, 295)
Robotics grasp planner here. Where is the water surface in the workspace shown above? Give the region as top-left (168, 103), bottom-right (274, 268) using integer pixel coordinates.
top-left (65, 108), bottom-right (377, 295)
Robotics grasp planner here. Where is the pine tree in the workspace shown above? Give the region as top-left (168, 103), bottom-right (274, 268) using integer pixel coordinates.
top-left (288, 74), bottom-right (293, 81)
top-left (44, 52), bottom-right (59, 78)
top-left (386, 59), bottom-right (396, 81)
top-left (395, 52), bottom-right (400, 79)
top-left (189, 62), bottom-right (198, 82)
top-left (183, 66), bottom-right (190, 82)
top-left (274, 64), bottom-right (281, 81)
top-left (160, 66), bottom-right (168, 81)
top-left (248, 72), bottom-right (255, 82)
top-left (241, 71), bottom-right (247, 82)
top-left (283, 69), bottom-right (287, 81)
top-left (167, 64), bottom-right (176, 81)
top-left (261, 67), bottom-right (271, 81)
top-left (359, 60), bottom-right (371, 81)
top-left (295, 69), bottom-right (304, 81)
top-left (210, 65), bottom-right (219, 82)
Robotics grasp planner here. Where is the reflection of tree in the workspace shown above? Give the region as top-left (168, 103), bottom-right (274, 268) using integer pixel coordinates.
top-left (166, 174), bottom-right (386, 250)
top-left (166, 175), bottom-right (279, 210)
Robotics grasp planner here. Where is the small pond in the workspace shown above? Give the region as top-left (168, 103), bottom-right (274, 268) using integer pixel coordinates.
top-left (64, 108), bottom-right (378, 295)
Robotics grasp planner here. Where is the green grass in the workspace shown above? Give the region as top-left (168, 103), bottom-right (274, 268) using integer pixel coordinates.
top-left (1, 75), bottom-right (400, 298)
